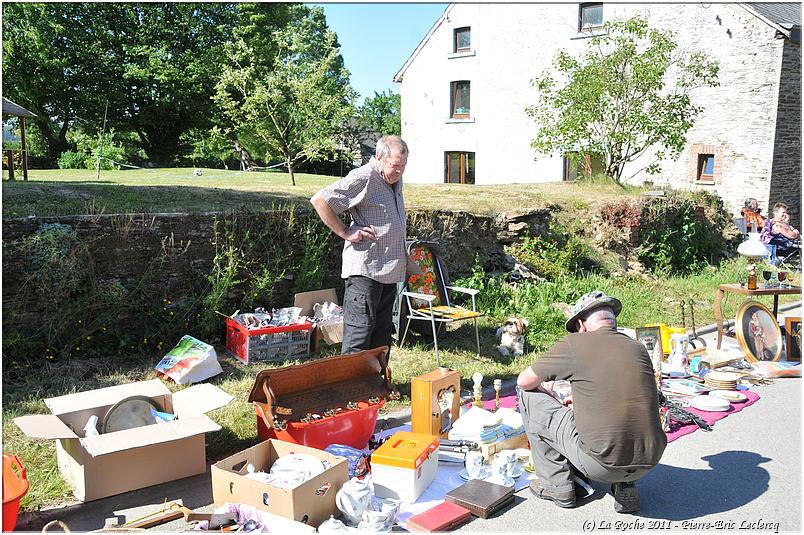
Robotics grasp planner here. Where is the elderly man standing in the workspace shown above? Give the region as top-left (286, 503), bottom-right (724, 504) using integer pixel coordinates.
top-left (311, 135), bottom-right (409, 354)
top-left (517, 291), bottom-right (666, 514)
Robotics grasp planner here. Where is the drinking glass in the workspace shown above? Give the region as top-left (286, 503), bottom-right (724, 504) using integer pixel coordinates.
top-left (762, 270), bottom-right (773, 288)
top-left (778, 271), bottom-right (788, 289)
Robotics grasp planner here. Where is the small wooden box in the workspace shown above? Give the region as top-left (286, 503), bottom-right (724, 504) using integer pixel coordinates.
top-left (411, 368), bottom-right (461, 437)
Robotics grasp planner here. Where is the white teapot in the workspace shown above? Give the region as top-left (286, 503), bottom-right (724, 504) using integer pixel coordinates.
top-left (335, 477), bottom-right (372, 527)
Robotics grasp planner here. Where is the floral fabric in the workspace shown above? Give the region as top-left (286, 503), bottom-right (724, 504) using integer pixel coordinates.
top-left (407, 245), bottom-right (441, 309)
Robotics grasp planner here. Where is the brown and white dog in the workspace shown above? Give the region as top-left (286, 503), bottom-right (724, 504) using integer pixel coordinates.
top-left (496, 317), bottom-right (529, 356)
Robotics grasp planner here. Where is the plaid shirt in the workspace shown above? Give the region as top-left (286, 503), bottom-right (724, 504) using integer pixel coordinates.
top-left (316, 158), bottom-right (407, 284)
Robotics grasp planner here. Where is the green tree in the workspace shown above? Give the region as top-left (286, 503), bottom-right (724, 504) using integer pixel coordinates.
top-left (215, 5), bottom-right (356, 185)
top-left (2, 3), bottom-right (237, 165)
top-left (527, 17), bottom-right (719, 183)
top-left (357, 90), bottom-right (401, 137)
top-left (2, 3), bottom-right (110, 161)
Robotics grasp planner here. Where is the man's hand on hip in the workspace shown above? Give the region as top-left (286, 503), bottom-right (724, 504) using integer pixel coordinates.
top-left (345, 225), bottom-right (376, 243)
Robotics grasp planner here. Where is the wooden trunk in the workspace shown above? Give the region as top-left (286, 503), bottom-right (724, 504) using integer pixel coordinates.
top-left (248, 346), bottom-right (396, 449)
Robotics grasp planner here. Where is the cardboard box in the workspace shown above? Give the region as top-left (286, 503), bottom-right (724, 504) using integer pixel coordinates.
top-left (211, 439), bottom-right (349, 527)
top-left (13, 380), bottom-right (232, 502)
top-left (371, 431), bottom-right (439, 503)
top-left (294, 289), bottom-right (344, 351)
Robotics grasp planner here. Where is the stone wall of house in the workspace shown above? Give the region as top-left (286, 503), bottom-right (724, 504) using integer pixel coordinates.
top-left (768, 39), bottom-right (802, 225)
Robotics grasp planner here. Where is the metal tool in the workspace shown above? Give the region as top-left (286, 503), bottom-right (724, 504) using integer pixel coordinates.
top-left (687, 300), bottom-right (707, 348)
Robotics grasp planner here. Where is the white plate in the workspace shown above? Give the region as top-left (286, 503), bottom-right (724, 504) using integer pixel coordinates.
top-left (708, 390), bottom-right (747, 403)
top-left (689, 395), bottom-right (731, 412)
top-left (458, 467), bottom-right (491, 481)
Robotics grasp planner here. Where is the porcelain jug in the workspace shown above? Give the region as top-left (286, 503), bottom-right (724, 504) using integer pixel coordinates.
top-left (335, 477), bottom-right (372, 527)
top-left (668, 334), bottom-right (690, 369)
top-left (318, 515), bottom-right (350, 533)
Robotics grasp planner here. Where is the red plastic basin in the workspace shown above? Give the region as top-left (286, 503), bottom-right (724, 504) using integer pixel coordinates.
top-left (3, 454), bottom-right (29, 532)
top-left (256, 398), bottom-right (384, 450)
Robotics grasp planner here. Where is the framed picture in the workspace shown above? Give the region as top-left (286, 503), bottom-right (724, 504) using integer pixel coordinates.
top-left (635, 326), bottom-right (663, 355)
top-left (735, 300), bottom-right (782, 362)
top-left (785, 316), bottom-right (801, 362)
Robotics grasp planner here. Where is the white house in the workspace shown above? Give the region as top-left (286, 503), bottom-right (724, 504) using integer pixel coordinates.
top-left (393, 3), bottom-right (801, 220)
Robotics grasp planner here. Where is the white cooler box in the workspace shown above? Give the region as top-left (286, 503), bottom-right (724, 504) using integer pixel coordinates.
top-left (370, 431), bottom-right (439, 503)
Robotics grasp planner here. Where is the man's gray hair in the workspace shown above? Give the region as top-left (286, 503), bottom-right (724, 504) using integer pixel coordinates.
top-left (376, 135), bottom-right (408, 159)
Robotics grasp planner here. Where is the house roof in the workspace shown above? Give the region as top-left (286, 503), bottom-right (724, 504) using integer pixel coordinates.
top-left (392, 4), bottom-right (452, 83)
top-left (743, 3), bottom-right (800, 30)
top-left (393, 3), bottom-right (801, 82)
top-left (2, 97), bottom-right (37, 118)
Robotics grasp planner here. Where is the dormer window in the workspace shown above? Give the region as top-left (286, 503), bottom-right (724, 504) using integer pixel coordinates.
top-left (579, 3), bottom-right (603, 32)
top-left (454, 27), bottom-right (471, 52)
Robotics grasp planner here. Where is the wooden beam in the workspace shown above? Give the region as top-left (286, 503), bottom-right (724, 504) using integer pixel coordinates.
top-left (4, 150), bottom-right (14, 181)
top-left (20, 117), bottom-right (28, 181)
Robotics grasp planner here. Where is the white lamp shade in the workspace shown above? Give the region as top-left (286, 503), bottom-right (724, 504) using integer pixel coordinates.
top-left (737, 233), bottom-right (768, 259)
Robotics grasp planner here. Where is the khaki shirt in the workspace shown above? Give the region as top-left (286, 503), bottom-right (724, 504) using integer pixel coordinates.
top-left (316, 158), bottom-right (407, 284)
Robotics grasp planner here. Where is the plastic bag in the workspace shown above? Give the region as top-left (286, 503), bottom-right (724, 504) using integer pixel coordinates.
top-left (155, 335), bottom-right (222, 384)
top-left (324, 444), bottom-right (370, 478)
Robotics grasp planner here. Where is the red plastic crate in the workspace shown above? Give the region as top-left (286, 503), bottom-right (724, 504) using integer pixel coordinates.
top-left (225, 317), bottom-right (313, 365)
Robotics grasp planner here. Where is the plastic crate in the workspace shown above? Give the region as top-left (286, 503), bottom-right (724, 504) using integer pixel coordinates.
top-left (226, 318), bottom-right (313, 365)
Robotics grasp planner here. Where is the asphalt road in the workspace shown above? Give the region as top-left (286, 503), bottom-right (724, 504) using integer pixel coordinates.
top-left (15, 308), bottom-right (802, 533)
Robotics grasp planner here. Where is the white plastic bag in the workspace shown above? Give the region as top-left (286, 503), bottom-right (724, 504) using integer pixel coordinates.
top-left (155, 335), bottom-right (222, 384)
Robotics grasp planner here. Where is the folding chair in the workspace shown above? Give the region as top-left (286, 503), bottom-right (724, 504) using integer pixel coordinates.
top-left (397, 241), bottom-right (483, 366)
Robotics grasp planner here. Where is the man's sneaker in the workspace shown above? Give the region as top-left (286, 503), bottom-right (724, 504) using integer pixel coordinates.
top-left (611, 482), bottom-right (640, 513)
top-left (529, 480), bottom-right (576, 508)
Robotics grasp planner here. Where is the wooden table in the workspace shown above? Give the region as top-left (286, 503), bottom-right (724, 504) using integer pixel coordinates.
top-left (714, 283), bottom-right (801, 349)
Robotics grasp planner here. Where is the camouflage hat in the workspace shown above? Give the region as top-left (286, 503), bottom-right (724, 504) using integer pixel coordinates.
top-left (564, 290), bottom-right (622, 333)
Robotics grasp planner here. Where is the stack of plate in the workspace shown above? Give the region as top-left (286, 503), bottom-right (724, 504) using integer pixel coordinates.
top-left (703, 370), bottom-right (740, 390)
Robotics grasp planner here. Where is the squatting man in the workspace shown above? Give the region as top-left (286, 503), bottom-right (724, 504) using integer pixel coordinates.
top-left (516, 290), bottom-right (667, 514)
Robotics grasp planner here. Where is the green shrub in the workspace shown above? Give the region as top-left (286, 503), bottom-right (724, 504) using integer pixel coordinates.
top-left (57, 150), bottom-right (86, 169)
top-left (505, 229), bottom-right (598, 281)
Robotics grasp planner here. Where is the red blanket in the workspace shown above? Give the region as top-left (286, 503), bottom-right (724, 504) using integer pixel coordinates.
top-left (665, 390), bottom-right (760, 443)
top-left (470, 390), bottom-right (761, 444)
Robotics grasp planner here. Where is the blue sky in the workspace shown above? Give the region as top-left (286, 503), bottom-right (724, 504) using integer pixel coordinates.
top-left (315, 3), bottom-right (449, 103)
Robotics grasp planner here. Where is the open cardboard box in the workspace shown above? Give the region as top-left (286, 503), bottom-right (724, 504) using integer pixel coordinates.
top-left (294, 288), bottom-right (343, 351)
top-left (14, 380), bottom-right (233, 502)
top-left (211, 439), bottom-right (349, 527)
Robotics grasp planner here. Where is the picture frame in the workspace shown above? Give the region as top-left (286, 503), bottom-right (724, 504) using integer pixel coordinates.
top-left (635, 326), bottom-right (663, 356)
top-left (735, 300), bottom-right (782, 362)
top-left (785, 316), bottom-right (801, 362)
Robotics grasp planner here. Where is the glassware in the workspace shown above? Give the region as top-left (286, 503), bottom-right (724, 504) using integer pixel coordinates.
top-left (762, 270), bottom-right (773, 288)
top-left (778, 271), bottom-right (788, 289)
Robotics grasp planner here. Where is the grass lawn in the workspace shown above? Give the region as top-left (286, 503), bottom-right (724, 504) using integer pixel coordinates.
top-left (2, 168), bottom-right (799, 510)
top-left (2, 167), bottom-right (640, 217)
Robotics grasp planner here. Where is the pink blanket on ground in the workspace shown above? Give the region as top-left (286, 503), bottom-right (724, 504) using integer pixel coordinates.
top-left (470, 390), bottom-right (761, 444)
top-left (664, 390), bottom-right (760, 443)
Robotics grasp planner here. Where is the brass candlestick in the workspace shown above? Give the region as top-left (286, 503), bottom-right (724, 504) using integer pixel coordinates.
top-left (493, 379), bottom-right (502, 411)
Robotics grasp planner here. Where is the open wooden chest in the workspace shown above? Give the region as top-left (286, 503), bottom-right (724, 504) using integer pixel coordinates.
top-left (247, 346), bottom-right (398, 450)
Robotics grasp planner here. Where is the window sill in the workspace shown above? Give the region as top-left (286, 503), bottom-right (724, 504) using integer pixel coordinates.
top-left (695, 179), bottom-right (716, 185)
top-left (445, 118), bottom-right (475, 124)
top-left (570, 29), bottom-right (607, 40)
top-left (448, 50), bottom-right (476, 59)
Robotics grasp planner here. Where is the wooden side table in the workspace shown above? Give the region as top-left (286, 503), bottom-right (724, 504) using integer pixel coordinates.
top-left (714, 283), bottom-right (801, 349)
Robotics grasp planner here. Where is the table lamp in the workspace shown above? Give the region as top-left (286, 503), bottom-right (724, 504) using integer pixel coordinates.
top-left (736, 229), bottom-right (768, 290)
top-left (472, 372), bottom-right (483, 406)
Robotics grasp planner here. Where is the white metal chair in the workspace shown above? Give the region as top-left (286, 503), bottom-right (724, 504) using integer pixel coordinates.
top-left (398, 241), bottom-right (483, 366)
